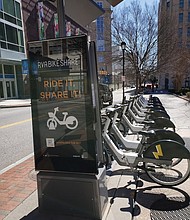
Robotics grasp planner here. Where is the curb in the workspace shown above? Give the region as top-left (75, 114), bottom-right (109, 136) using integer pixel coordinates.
top-left (0, 104), bottom-right (31, 108)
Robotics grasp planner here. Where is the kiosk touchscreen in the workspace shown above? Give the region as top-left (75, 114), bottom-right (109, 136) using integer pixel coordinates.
top-left (29, 35), bottom-right (99, 174)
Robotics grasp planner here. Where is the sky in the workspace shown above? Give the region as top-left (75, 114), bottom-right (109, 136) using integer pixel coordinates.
top-left (115, 0), bottom-right (158, 9)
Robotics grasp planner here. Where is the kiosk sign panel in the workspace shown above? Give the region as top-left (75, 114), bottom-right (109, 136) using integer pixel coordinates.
top-left (29, 36), bottom-right (98, 173)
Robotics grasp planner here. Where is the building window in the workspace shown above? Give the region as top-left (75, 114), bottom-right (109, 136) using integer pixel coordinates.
top-left (4, 65), bottom-right (14, 74)
top-left (98, 56), bottom-right (104, 62)
top-left (98, 45), bottom-right (105, 51)
top-left (97, 16), bottom-right (104, 42)
top-left (97, 1), bottom-right (103, 8)
top-left (187, 27), bottom-right (190, 37)
top-left (167, 0), bottom-right (170, 8)
top-left (187, 42), bottom-right (190, 48)
top-left (1, 0), bottom-right (22, 27)
top-left (189, 0), bottom-right (190, 8)
top-left (178, 27), bottom-right (183, 37)
top-left (15, 1), bottom-right (21, 19)
top-left (178, 41), bottom-right (182, 47)
top-left (3, 0), bottom-right (15, 17)
top-left (0, 22), bottom-right (5, 41)
top-left (179, 0), bottom-right (184, 8)
top-left (0, 0), bottom-right (2, 10)
top-left (6, 24), bottom-right (18, 44)
top-left (179, 13), bottom-right (183, 23)
top-left (0, 23), bottom-right (24, 52)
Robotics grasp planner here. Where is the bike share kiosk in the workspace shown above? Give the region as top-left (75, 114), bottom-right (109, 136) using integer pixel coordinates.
top-left (29, 35), bottom-right (108, 219)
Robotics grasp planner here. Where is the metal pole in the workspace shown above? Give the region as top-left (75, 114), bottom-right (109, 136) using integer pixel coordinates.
top-left (122, 48), bottom-right (125, 104)
top-left (57, 0), bottom-right (66, 37)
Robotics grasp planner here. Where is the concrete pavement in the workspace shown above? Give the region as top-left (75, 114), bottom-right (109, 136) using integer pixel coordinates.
top-left (0, 91), bottom-right (190, 219)
top-left (133, 94), bottom-right (190, 220)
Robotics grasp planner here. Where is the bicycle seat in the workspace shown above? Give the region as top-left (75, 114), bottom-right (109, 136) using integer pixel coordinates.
top-left (106, 107), bottom-right (116, 112)
top-left (143, 120), bottom-right (155, 125)
top-left (138, 130), bottom-right (155, 137)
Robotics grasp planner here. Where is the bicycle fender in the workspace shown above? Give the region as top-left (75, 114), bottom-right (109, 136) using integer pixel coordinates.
top-left (143, 140), bottom-right (190, 160)
top-left (146, 129), bottom-right (185, 145)
top-left (152, 117), bottom-right (175, 131)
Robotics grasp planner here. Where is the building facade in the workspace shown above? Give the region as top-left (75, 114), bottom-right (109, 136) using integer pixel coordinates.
top-left (158, 0), bottom-right (190, 91)
top-left (1, 0), bottom-right (112, 99)
top-left (21, 0), bottom-right (112, 91)
top-left (88, 0), bottom-right (112, 85)
top-left (0, 0), bottom-right (26, 99)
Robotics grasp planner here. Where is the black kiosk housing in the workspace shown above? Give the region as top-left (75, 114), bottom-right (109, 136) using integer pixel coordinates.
top-left (29, 35), bottom-right (108, 219)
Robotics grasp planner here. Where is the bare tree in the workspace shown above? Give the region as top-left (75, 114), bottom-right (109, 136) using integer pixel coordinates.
top-left (112, 0), bottom-right (158, 93)
top-left (169, 47), bottom-right (190, 92)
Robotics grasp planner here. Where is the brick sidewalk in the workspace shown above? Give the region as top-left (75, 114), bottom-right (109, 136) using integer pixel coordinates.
top-left (0, 157), bottom-right (37, 220)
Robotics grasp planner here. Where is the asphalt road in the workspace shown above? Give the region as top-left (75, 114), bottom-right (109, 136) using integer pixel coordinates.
top-left (0, 106), bottom-right (33, 172)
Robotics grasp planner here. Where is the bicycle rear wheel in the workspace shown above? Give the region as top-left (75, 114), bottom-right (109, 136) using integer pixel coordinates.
top-left (144, 158), bottom-right (190, 186)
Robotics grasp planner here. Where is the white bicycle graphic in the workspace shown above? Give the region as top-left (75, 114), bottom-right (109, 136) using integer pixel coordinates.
top-left (47, 107), bottom-right (78, 130)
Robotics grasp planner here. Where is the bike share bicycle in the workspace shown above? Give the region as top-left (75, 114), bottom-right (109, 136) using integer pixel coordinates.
top-left (101, 95), bottom-right (190, 186)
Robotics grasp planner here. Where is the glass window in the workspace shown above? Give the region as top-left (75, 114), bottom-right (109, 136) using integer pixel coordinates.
top-left (188, 12), bottom-right (190, 22)
top-left (15, 1), bottom-right (21, 19)
top-left (178, 41), bottom-right (182, 47)
top-left (0, 22), bottom-right (5, 41)
top-left (0, 0), bottom-right (3, 11)
top-left (4, 65), bottom-right (14, 74)
top-left (98, 56), bottom-right (104, 62)
top-left (4, 14), bottom-right (16, 24)
top-left (96, 17), bottom-right (104, 40)
top-left (97, 1), bottom-right (103, 8)
top-left (5, 24), bottom-right (18, 44)
top-left (179, 0), bottom-right (184, 8)
top-left (187, 42), bottom-right (190, 48)
top-left (98, 45), bottom-right (105, 51)
top-left (15, 65), bottom-right (22, 74)
top-left (1, 41), bottom-right (6, 48)
top-left (179, 13), bottom-right (183, 23)
top-left (8, 43), bottom-right (19, 51)
top-left (11, 81), bottom-right (16, 97)
top-left (187, 27), bottom-right (190, 37)
top-left (19, 46), bottom-right (24, 53)
top-left (178, 27), bottom-right (183, 37)
top-left (97, 39), bottom-right (105, 51)
top-left (0, 64), bottom-right (2, 73)
top-left (3, 0), bottom-right (15, 17)
top-left (97, 32), bottom-right (104, 40)
top-left (18, 29), bottom-right (24, 46)
top-left (0, 81), bottom-right (4, 98)
top-left (17, 19), bottom-right (22, 27)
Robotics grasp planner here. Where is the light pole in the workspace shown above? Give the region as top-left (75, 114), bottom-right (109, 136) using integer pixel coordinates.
top-left (121, 41), bottom-right (126, 103)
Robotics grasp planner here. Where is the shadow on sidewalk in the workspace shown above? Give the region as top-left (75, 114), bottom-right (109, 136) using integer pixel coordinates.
top-left (133, 185), bottom-right (190, 219)
top-left (20, 208), bottom-right (91, 220)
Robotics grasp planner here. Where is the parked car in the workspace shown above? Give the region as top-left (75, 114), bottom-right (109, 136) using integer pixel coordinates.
top-left (98, 83), bottom-right (113, 108)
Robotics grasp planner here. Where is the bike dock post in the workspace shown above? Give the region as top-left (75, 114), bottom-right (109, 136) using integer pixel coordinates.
top-left (29, 36), bottom-right (108, 219)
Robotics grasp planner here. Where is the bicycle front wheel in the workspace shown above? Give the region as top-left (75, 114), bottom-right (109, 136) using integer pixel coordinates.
top-left (144, 158), bottom-right (190, 186)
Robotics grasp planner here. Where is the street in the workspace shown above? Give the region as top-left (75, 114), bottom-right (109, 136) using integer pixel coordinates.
top-left (0, 107), bottom-right (33, 172)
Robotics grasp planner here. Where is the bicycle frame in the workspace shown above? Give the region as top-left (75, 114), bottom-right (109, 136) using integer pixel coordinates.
top-left (102, 96), bottom-right (190, 186)
top-left (102, 114), bottom-right (174, 168)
